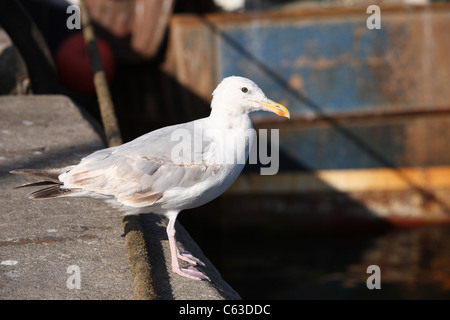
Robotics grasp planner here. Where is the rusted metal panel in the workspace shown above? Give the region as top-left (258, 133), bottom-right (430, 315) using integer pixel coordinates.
top-left (226, 166), bottom-right (450, 223)
top-left (189, 165), bottom-right (450, 230)
top-left (86, 0), bottom-right (174, 59)
top-left (229, 166), bottom-right (450, 194)
top-left (277, 114), bottom-right (450, 170)
top-left (166, 4), bottom-right (450, 118)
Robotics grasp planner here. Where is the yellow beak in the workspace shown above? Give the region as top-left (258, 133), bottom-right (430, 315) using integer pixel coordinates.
top-left (256, 99), bottom-right (290, 119)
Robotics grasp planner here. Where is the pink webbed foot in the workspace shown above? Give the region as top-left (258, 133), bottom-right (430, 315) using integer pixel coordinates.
top-left (172, 265), bottom-right (211, 281)
top-left (178, 251), bottom-right (206, 267)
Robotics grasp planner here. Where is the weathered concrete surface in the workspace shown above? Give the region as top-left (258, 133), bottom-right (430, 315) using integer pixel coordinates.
top-left (0, 95), bottom-right (133, 299)
top-left (0, 95), bottom-right (240, 300)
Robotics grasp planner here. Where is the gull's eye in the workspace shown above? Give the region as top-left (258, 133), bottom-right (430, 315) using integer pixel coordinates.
top-left (241, 87), bottom-right (248, 93)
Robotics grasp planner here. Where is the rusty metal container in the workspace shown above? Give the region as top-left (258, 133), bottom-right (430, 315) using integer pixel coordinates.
top-left (164, 4), bottom-right (450, 228)
top-left (86, 0), bottom-right (174, 59)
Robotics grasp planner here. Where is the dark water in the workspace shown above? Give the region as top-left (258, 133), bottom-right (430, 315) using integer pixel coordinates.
top-left (180, 215), bottom-right (450, 299)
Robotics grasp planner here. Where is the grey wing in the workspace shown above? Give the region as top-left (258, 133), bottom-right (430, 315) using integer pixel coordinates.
top-left (62, 119), bottom-right (221, 207)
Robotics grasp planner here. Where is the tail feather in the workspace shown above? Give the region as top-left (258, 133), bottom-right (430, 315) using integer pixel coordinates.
top-left (14, 181), bottom-right (60, 189)
top-left (10, 168), bottom-right (67, 183)
top-left (10, 167), bottom-right (77, 199)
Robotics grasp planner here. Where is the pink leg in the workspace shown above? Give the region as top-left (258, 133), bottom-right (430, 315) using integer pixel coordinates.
top-left (166, 214), bottom-right (210, 281)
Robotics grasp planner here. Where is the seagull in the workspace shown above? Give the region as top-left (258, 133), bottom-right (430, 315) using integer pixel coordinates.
top-left (11, 76), bottom-right (290, 281)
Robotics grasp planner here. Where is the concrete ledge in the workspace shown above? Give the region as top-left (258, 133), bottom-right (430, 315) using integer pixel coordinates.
top-left (0, 95), bottom-right (240, 300)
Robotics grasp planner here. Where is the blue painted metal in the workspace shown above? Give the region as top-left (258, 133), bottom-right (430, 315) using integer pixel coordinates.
top-left (279, 122), bottom-right (406, 170)
top-left (218, 20), bottom-right (392, 117)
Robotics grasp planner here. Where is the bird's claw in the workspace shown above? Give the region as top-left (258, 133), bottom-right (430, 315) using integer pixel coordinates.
top-left (173, 266), bottom-right (210, 281)
top-left (178, 251), bottom-right (206, 267)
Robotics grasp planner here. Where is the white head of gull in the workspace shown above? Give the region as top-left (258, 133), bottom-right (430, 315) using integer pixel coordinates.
top-left (11, 76), bottom-right (290, 281)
